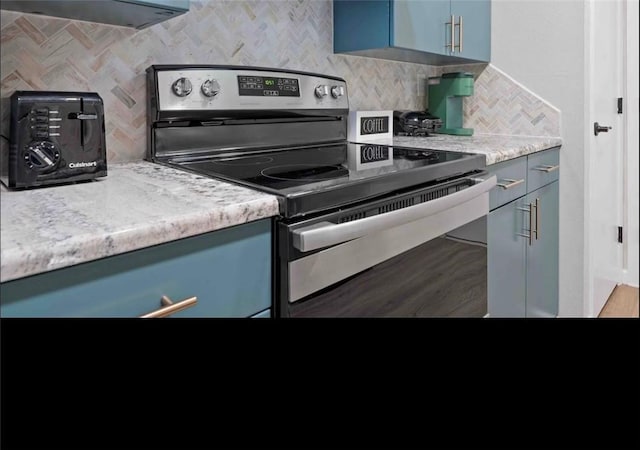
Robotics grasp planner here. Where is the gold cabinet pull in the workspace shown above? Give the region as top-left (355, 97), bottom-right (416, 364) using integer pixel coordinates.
top-left (496, 178), bottom-right (525, 190)
top-left (446, 15), bottom-right (455, 51)
top-left (455, 15), bottom-right (463, 52)
top-left (533, 164), bottom-right (559, 173)
top-left (140, 295), bottom-right (198, 318)
top-left (535, 197), bottom-right (540, 240)
top-left (516, 204), bottom-right (533, 246)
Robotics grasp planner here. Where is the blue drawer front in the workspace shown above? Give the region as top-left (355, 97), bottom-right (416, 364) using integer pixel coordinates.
top-left (0, 220), bottom-right (272, 318)
top-left (527, 148), bottom-right (560, 192)
top-left (488, 156), bottom-right (527, 210)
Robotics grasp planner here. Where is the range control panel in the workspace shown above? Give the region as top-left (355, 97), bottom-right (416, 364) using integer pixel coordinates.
top-left (237, 75), bottom-right (300, 97)
top-left (154, 68), bottom-right (349, 111)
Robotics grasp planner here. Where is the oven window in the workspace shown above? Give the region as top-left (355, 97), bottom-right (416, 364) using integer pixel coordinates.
top-left (289, 228), bottom-right (487, 318)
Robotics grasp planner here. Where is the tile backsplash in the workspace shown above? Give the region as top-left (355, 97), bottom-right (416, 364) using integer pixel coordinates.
top-left (1, 0), bottom-right (561, 163)
top-left (436, 64), bottom-right (561, 137)
top-left (0, 0), bottom-right (436, 162)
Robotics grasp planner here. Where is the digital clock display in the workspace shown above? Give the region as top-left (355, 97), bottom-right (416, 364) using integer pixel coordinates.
top-left (238, 75), bottom-right (300, 97)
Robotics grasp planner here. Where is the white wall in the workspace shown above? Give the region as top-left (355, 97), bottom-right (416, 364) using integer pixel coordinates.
top-left (491, 0), bottom-right (587, 316)
top-left (624, 0), bottom-right (639, 287)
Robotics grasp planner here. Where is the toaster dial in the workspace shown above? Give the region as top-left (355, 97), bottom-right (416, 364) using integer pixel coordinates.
top-left (24, 141), bottom-right (61, 173)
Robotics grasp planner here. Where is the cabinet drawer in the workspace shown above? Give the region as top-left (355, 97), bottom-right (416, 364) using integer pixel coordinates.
top-left (0, 219), bottom-right (272, 318)
top-left (527, 148), bottom-right (560, 192)
top-left (488, 156), bottom-right (527, 210)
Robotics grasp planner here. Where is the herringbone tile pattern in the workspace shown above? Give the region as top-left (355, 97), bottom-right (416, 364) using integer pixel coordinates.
top-left (0, 0), bottom-right (435, 162)
top-left (1, 1), bottom-right (560, 162)
top-left (436, 63), bottom-right (561, 137)
top-left (468, 64), bottom-right (561, 136)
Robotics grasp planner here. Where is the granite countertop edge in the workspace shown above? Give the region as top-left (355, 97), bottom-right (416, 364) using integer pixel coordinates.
top-left (0, 135), bottom-right (561, 283)
top-left (0, 199), bottom-right (279, 283)
top-left (378, 133), bottom-right (563, 165)
top-left (0, 162), bottom-right (280, 283)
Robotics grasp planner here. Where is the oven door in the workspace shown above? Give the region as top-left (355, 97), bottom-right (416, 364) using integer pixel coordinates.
top-left (276, 174), bottom-right (496, 317)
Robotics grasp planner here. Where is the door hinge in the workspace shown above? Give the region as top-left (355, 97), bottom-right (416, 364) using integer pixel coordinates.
top-left (617, 97), bottom-right (623, 114)
top-left (618, 226), bottom-right (623, 243)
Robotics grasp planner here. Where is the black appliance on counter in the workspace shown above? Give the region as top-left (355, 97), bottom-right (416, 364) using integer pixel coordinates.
top-left (393, 110), bottom-right (443, 136)
top-left (1, 91), bottom-right (107, 189)
top-left (146, 65), bottom-right (495, 318)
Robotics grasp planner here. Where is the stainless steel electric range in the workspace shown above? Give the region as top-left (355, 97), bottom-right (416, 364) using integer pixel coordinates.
top-left (146, 65), bottom-right (496, 318)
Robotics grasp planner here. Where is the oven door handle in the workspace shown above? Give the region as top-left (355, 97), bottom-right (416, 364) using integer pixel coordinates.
top-left (292, 175), bottom-right (497, 252)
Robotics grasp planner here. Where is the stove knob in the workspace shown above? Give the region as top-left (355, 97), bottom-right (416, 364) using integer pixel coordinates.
top-left (330, 85), bottom-right (344, 99)
top-left (314, 85), bottom-right (329, 99)
top-left (201, 79), bottom-right (221, 97)
top-left (172, 77), bottom-right (193, 97)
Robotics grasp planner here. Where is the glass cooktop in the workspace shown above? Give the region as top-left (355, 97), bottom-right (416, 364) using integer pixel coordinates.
top-left (167, 142), bottom-right (485, 218)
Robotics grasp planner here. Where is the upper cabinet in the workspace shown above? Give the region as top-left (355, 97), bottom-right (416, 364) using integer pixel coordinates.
top-left (334, 0), bottom-right (490, 65)
top-left (0, 0), bottom-right (189, 30)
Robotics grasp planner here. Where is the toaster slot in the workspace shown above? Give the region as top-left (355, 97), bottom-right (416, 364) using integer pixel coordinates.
top-left (68, 98), bottom-right (99, 150)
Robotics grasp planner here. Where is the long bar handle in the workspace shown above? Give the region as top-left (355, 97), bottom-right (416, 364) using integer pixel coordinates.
top-left (446, 15), bottom-right (455, 51)
top-left (293, 176), bottom-right (497, 252)
top-left (516, 204), bottom-right (533, 246)
top-left (140, 295), bottom-right (198, 318)
top-left (455, 16), bottom-right (463, 52)
top-left (535, 197), bottom-right (540, 240)
top-left (533, 164), bottom-right (560, 173)
top-left (496, 178), bottom-right (525, 190)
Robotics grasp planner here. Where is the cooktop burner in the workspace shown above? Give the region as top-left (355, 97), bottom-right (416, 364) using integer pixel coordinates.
top-left (213, 156), bottom-right (274, 166)
top-left (165, 142), bottom-right (484, 217)
top-left (261, 164), bottom-right (348, 181)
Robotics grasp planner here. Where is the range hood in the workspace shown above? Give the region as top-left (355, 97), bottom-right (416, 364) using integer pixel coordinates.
top-left (0, 0), bottom-right (189, 30)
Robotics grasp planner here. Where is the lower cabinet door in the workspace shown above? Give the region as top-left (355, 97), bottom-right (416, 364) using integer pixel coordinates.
top-left (0, 219), bottom-right (272, 318)
top-left (525, 182), bottom-right (559, 317)
top-left (250, 309), bottom-right (271, 318)
top-left (488, 197), bottom-right (527, 317)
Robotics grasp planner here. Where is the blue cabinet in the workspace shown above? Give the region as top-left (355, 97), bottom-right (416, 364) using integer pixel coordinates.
top-left (0, 219), bottom-right (272, 318)
top-left (525, 181), bottom-right (559, 317)
top-left (334, 0), bottom-right (491, 65)
top-left (487, 196), bottom-right (527, 317)
top-left (393, 0), bottom-right (451, 57)
top-left (0, 0), bottom-right (189, 30)
top-left (487, 148), bottom-right (559, 317)
top-left (250, 309), bottom-right (272, 318)
top-left (450, 0), bottom-right (492, 62)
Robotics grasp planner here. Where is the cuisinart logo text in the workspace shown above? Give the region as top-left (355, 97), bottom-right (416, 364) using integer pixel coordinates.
top-left (360, 116), bottom-right (389, 135)
top-left (68, 161), bottom-right (98, 168)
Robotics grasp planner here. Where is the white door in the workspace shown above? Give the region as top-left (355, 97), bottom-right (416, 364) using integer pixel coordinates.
top-left (623, 0), bottom-right (639, 288)
top-left (586, 0), bottom-right (625, 317)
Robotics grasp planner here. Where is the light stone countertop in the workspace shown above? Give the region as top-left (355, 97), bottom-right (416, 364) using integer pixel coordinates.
top-left (360, 133), bottom-right (563, 165)
top-left (1, 134), bottom-right (561, 283)
top-left (0, 161), bottom-right (280, 283)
